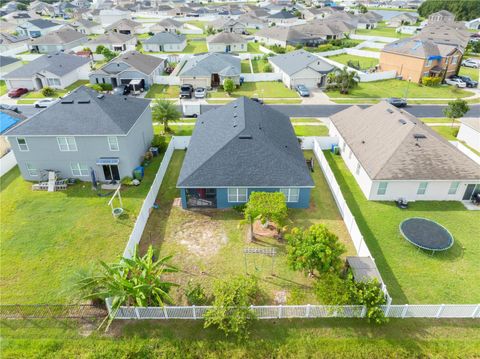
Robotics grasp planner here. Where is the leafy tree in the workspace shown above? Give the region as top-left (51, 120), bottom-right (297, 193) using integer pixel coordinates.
top-left (17, 3), bottom-right (27, 10)
top-left (95, 45), bottom-right (106, 54)
top-left (223, 78), bottom-right (235, 95)
top-left (102, 48), bottom-right (118, 62)
top-left (152, 99), bottom-right (180, 133)
top-left (244, 192), bottom-right (287, 227)
top-left (41, 87), bottom-right (56, 97)
top-left (206, 26), bottom-right (216, 35)
top-left (418, 0), bottom-right (480, 21)
top-left (286, 224), bottom-right (345, 277)
top-left (204, 276), bottom-right (259, 339)
top-left (443, 98), bottom-right (469, 128)
top-left (327, 67), bottom-right (360, 94)
top-left (263, 63), bottom-right (272, 73)
top-left (351, 279), bottom-right (388, 324)
top-left (314, 272), bottom-right (352, 305)
top-left (185, 281), bottom-right (210, 305)
top-left (75, 245), bottom-right (178, 330)
top-left (357, 4), bottom-right (367, 13)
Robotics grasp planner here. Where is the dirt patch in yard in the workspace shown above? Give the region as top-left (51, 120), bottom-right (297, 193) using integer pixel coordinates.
top-left (171, 209), bottom-right (228, 257)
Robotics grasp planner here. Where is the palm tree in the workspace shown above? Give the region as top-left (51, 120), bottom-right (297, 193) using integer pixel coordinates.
top-left (152, 99), bottom-right (181, 133)
top-left (75, 245), bottom-right (178, 330)
top-left (334, 67), bottom-right (360, 95)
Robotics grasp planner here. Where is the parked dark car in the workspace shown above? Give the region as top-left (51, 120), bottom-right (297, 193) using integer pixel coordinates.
top-left (179, 84), bottom-right (194, 99)
top-left (295, 84), bottom-right (310, 97)
top-left (0, 103), bottom-right (19, 112)
top-left (7, 88), bottom-right (28, 98)
top-left (251, 97), bottom-right (264, 104)
top-left (387, 97), bottom-right (407, 107)
top-left (112, 85), bottom-right (130, 96)
top-left (453, 75), bottom-right (478, 88)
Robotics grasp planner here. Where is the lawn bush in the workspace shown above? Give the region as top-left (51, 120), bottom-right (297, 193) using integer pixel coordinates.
top-left (263, 63), bottom-right (272, 73)
top-left (317, 43), bottom-right (333, 52)
top-left (421, 76), bottom-right (442, 86)
top-left (269, 45), bottom-right (286, 54)
top-left (185, 281), bottom-right (210, 305)
top-left (41, 87), bottom-right (56, 97)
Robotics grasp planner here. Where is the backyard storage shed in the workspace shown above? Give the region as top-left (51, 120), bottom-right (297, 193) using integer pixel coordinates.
top-left (177, 97), bottom-right (314, 209)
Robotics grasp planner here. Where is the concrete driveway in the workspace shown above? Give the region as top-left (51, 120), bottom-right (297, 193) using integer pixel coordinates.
top-left (300, 88), bottom-right (334, 105)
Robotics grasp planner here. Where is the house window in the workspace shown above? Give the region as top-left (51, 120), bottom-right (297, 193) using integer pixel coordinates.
top-left (108, 136), bottom-right (119, 151)
top-left (70, 162), bottom-right (89, 176)
top-left (426, 59), bottom-right (432, 67)
top-left (448, 181), bottom-right (460, 195)
top-left (417, 182), bottom-right (428, 195)
top-left (280, 188), bottom-right (300, 202)
top-left (355, 163), bottom-right (361, 175)
top-left (377, 182), bottom-right (388, 195)
top-left (227, 188), bottom-right (248, 202)
top-left (17, 137), bottom-right (29, 151)
top-left (452, 56), bottom-right (458, 65)
top-left (47, 78), bottom-right (61, 86)
top-left (423, 71), bottom-right (430, 77)
top-left (57, 136), bottom-right (77, 151)
top-left (26, 163), bottom-right (38, 176)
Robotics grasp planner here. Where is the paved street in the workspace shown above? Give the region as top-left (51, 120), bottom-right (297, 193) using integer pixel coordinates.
top-left (17, 104), bottom-right (480, 119)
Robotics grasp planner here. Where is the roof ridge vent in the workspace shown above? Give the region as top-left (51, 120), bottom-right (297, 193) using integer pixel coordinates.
top-left (238, 134), bottom-right (252, 139)
top-left (386, 108), bottom-right (394, 114)
top-left (78, 99), bottom-right (90, 104)
top-left (413, 133), bottom-right (427, 140)
top-left (61, 99), bottom-right (74, 104)
top-left (399, 119), bottom-right (407, 124)
top-left (97, 94), bottom-right (105, 99)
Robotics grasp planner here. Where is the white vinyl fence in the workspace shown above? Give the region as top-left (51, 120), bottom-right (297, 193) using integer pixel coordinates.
top-left (241, 73), bottom-right (282, 82)
top-left (108, 303), bottom-right (480, 320)
top-left (0, 151), bottom-right (17, 177)
top-left (449, 141), bottom-right (480, 165)
top-left (350, 34), bottom-right (398, 43)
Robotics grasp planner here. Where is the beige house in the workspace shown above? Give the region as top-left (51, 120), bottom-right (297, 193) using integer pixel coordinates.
top-left (106, 18), bottom-right (143, 35)
top-left (207, 32), bottom-right (247, 53)
top-left (379, 37), bottom-right (462, 83)
top-left (149, 18), bottom-right (184, 34)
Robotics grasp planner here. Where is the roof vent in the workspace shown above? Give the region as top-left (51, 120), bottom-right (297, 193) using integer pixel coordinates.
top-left (238, 134), bottom-right (252, 139)
top-left (413, 133), bottom-right (426, 140)
top-left (97, 94), bottom-right (104, 99)
top-left (386, 108), bottom-right (393, 114)
top-left (61, 100), bottom-right (74, 104)
top-left (399, 119), bottom-right (407, 125)
top-left (78, 100), bottom-right (90, 104)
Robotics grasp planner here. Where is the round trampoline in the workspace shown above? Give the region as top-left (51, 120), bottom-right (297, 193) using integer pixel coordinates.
top-left (400, 218), bottom-right (454, 253)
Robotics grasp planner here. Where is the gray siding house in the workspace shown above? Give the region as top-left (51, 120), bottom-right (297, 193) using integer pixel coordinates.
top-left (177, 97), bottom-right (314, 209)
top-left (28, 27), bottom-right (87, 53)
top-left (89, 51), bottom-right (164, 90)
top-left (6, 86), bottom-right (153, 183)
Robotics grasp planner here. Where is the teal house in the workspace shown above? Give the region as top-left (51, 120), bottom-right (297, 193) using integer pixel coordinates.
top-left (176, 97), bottom-right (314, 209)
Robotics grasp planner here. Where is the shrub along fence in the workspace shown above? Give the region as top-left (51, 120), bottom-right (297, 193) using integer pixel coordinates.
top-left (0, 304), bottom-right (106, 319)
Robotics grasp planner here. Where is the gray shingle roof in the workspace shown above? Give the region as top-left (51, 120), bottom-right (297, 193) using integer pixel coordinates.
top-left (3, 53), bottom-right (90, 78)
top-left (110, 51), bottom-right (164, 75)
top-left (270, 49), bottom-right (334, 76)
top-left (89, 32), bottom-right (134, 45)
top-left (178, 53), bottom-right (240, 77)
top-left (269, 10), bottom-right (296, 19)
top-left (143, 31), bottom-right (186, 45)
top-left (382, 37), bottom-right (454, 58)
top-left (24, 19), bottom-right (59, 29)
top-left (5, 86), bottom-right (150, 136)
top-left (30, 27), bottom-right (86, 45)
top-left (0, 55), bottom-right (20, 67)
top-left (330, 102), bottom-right (480, 181)
top-left (177, 97), bottom-right (314, 188)
top-left (207, 32), bottom-right (246, 44)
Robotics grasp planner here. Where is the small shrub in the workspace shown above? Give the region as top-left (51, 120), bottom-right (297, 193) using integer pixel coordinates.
top-left (91, 84), bottom-right (102, 92)
top-left (185, 281), bottom-right (209, 305)
top-left (232, 203), bottom-right (247, 214)
top-left (95, 45), bottom-right (105, 54)
top-left (151, 134), bottom-right (167, 152)
top-left (41, 87), bottom-right (56, 97)
top-left (99, 83), bottom-right (113, 91)
top-left (287, 287), bottom-right (306, 304)
top-left (223, 78), bottom-right (235, 95)
top-left (120, 176), bottom-right (134, 186)
top-left (314, 272), bottom-right (352, 305)
top-left (317, 43), bottom-right (333, 52)
top-left (421, 76), bottom-right (442, 87)
top-left (263, 63), bottom-right (272, 73)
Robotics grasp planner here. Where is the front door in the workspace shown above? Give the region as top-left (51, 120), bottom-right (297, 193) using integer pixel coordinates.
top-left (463, 184), bottom-right (479, 200)
top-left (226, 45), bottom-right (231, 53)
top-left (103, 165), bottom-right (120, 181)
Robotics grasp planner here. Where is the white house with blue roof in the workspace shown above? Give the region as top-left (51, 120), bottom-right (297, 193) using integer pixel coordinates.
top-left (177, 97), bottom-right (314, 209)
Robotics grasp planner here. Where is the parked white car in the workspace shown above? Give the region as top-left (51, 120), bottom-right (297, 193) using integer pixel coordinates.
top-left (461, 59), bottom-right (479, 68)
top-left (445, 78), bottom-right (467, 88)
top-left (194, 87), bottom-right (206, 99)
top-left (34, 98), bottom-right (58, 108)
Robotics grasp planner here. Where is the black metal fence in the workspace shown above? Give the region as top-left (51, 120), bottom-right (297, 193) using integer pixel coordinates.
top-left (0, 304), bottom-right (106, 319)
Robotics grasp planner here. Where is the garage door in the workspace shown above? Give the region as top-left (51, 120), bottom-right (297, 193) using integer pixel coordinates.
top-left (7, 79), bottom-right (35, 90)
top-left (182, 78), bottom-right (209, 88)
top-left (291, 77), bottom-right (319, 89)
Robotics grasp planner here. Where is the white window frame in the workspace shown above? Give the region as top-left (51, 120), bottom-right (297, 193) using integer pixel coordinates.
top-left (227, 188), bottom-right (248, 203)
top-left (17, 137), bottom-right (29, 151)
top-left (26, 163), bottom-right (38, 176)
top-left (280, 188), bottom-right (300, 202)
top-left (47, 78), bottom-right (61, 87)
top-left (57, 136), bottom-right (77, 152)
top-left (377, 182), bottom-right (388, 195)
top-left (108, 136), bottom-right (119, 151)
top-left (452, 56), bottom-right (458, 65)
top-left (70, 162), bottom-right (89, 177)
top-left (417, 182), bottom-right (428, 195)
top-left (448, 181), bottom-right (460, 195)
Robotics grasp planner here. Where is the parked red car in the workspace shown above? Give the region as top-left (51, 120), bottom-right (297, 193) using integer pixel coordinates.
top-left (7, 88), bottom-right (28, 98)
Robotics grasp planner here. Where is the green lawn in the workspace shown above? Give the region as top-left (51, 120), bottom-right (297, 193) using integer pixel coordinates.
top-left (458, 66), bottom-right (479, 82)
top-left (145, 84), bottom-right (180, 99)
top-left (420, 118), bottom-right (459, 124)
top-left (356, 22), bottom-right (410, 39)
top-left (326, 54), bottom-right (379, 70)
top-left (0, 80), bottom-right (7, 96)
top-left (326, 79), bottom-right (472, 99)
top-left (183, 40), bottom-right (207, 53)
top-left (139, 150), bottom-right (353, 305)
top-left (185, 33), bottom-right (207, 40)
top-left (22, 80), bottom-right (89, 99)
top-left (136, 33), bottom-right (150, 39)
top-left (251, 59), bottom-right (271, 73)
top-left (209, 82), bottom-right (299, 98)
top-left (324, 151), bottom-right (480, 304)
top-left (2, 318), bottom-right (479, 358)
top-left (241, 59), bottom-right (251, 73)
top-left (0, 157), bottom-right (163, 304)
top-left (359, 47), bottom-right (381, 52)
top-left (247, 42), bottom-right (262, 53)
top-left (431, 126), bottom-right (480, 156)
top-left (294, 125), bottom-right (328, 136)
top-left (186, 20), bottom-right (207, 30)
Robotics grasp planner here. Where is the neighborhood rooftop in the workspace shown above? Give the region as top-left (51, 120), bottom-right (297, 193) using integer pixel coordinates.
top-left (178, 52), bottom-right (240, 77)
top-left (270, 49), bottom-right (334, 76)
top-left (96, 51), bottom-right (164, 75)
top-left (5, 86), bottom-right (150, 136)
top-left (330, 102), bottom-right (480, 181)
top-left (177, 97), bottom-right (314, 188)
top-left (3, 53), bottom-right (90, 79)
top-left (144, 32), bottom-right (186, 45)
